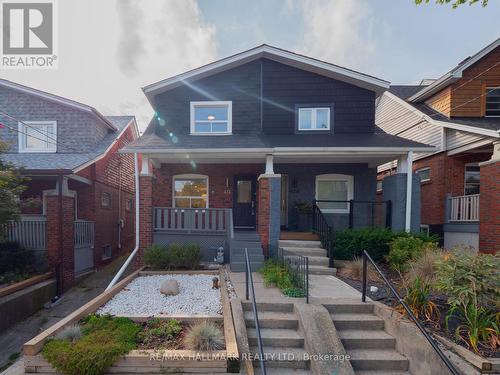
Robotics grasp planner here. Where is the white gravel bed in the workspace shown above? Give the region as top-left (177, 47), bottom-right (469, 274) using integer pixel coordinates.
top-left (97, 274), bottom-right (222, 316)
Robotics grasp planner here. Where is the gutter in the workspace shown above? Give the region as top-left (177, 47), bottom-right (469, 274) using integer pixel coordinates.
top-left (105, 152), bottom-right (140, 290)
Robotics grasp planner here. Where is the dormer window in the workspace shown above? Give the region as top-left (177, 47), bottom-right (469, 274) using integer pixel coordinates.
top-left (190, 101), bottom-right (232, 134)
top-left (485, 87), bottom-right (500, 117)
top-left (296, 105), bottom-right (332, 131)
top-left (18, 121), bottom-right (57, 153)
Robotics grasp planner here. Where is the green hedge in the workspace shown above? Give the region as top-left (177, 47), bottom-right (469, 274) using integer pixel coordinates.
top-left (143, 243), bottom-right (201, 270)
top-left (331, 228), bottom-right (438, 262)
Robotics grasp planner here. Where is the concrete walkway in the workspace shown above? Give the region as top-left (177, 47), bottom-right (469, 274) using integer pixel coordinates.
top-left (0, 254), bottom-right (134, 374)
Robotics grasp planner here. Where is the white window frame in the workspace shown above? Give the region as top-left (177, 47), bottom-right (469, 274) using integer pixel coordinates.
top-left (315, 174), bottom-right (354, 213)
top-left (18, 121), bottom-right (57, 153)
top-left (298, 107), bottom-right (330, 131)
top-left (416, 167), bottom-right (431, 183)
top-left (172, 173), bottom-right (209, 208)
top-left (190, 101), bottom-right (232, 135)
top-left (485, 86), bottom-right (500, 118)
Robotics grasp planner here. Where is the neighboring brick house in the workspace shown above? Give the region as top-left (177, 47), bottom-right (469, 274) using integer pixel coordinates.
top-left (376, 38), bottom-right (500, 254)
top-left (120, 45), bottom-right (433, 271)
top-left (0, 79), bottom-right (139, 292)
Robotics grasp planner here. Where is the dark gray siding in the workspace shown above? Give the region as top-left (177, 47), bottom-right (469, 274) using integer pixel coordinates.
top-left (151, 58), bottom-right (376, 137)
top-left (261, 59), bottom-right (375, 134)
top-left (153, 60), bottom-right (262, 136)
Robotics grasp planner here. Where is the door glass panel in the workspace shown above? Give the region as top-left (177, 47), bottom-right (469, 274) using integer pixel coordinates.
top-left (237, 180), bottom-right (252, 203)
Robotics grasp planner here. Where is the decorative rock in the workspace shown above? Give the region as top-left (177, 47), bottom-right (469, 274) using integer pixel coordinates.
top-left (212, 277), bottom-right (220, 289)
top-left (160, 279), bottom-right (179, 296)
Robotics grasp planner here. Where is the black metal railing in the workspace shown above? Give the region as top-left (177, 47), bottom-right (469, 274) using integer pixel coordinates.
top-left (244, 248), bottom-right (267, 375)
top-left (361, 250), bottom-right (460, 375)
top-left (312, 201), bottom-right (334, 268)
top-left (275, 247), bottom-right (309, 303)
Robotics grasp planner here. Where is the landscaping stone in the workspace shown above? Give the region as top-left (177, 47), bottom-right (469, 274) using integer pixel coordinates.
top-left (160, 279), bottom-right (179, 296)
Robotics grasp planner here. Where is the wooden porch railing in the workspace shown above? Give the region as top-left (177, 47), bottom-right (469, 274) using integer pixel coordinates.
top-left (74, 220), bottom-right (95, 248)
top-left (450, 194), bottom-right (480, 222)
top-left (1, 216), bottom-right (46, 250)
top-left (154, 207), bottom-right (233, 235)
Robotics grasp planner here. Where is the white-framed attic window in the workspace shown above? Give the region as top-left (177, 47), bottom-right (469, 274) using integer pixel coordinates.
top-left (298, 107), bottom-right (330, 131)
top-left (18, 121), bottom-right (57, 153)
top-left (190, 101), bottom-right (232, 135)
top-left (315, 174), bottom-right (354, 213)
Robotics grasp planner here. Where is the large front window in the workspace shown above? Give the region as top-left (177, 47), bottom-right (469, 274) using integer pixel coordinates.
top-left (315, 174), bottom-right (354, 213)
top-left (18, 121), bottom-right (57, 153)
top-left (190, 101), bottom-right (232, 134)
top-left (173, 174), bottom-right (208, 208)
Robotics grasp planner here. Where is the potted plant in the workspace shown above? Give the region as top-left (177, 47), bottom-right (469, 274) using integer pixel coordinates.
top-left (294, 200), bottom-right (312, 231)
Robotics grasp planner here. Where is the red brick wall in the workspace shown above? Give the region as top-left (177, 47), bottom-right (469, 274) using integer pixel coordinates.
top-left (479, 161), bottom-right (499, 254)
top-left (136, 175), bottom-right (153, 267)
top-left (152, 164), bottom-right (264, 209)
top-left (257, 177), bottom-right (270, 256)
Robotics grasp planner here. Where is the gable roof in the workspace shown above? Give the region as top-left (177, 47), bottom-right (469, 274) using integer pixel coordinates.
top-left (408, 37), bottom-right (500, 102)
top-left (0, 79), bottom-right (117, 131)
top-left (143, 44), bottom-right (390, 100)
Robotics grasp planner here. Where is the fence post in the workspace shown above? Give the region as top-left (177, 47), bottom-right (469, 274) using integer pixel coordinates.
top-left (385, 200), bottom-right (392, 229)
top-left (348, 200), bottom-right (354, 229)
top-left (361, 251), bottom-right (367, 303)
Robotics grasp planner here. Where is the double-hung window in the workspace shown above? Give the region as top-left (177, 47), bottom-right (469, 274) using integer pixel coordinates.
top-left (464, 165), bottom-right (480, 195)
top-left (18, 121), bottom-right (57, 153)
top-left (190, 101), bottom-right (232, 134)
top-left (173, 174), bottom-right (208, 208)
top-left (298, 107), bottom-right (331, 131)
top-left (315, 174), bottom-right (354, 213)
top-left (485, 87), bottom-right (500, 117)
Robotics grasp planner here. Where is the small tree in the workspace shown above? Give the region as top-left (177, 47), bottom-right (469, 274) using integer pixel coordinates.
top-left (0, 141), bottom-right (28, 228)
top-left (415, 0), bottom-right (488, 8)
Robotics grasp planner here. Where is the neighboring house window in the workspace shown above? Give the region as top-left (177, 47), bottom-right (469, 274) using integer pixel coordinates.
top-left (102, 245), bottom-right (112, 260)
top-left (18, 121), bottom-right (57, 153)
top-left (190, 101), bottom-right (232, 134)
top-left (126, 199), bottom-right (133, 212)
top-left (315, 174), bottom-right (354, 213)
top-left (416, 167), bottom-right (431, 183)
top-left (297, 106), bottom-right (331, 131)
top-left (464, 164), bottom-right (480, 195)
top-left (101, 192), bottom-right (111, 208)
top-left (376, 181), bottom-right (383, 192)
top-left (173, 174), bottom-right (208, 208)
top-left (485, 87), bottom-right (500, 117)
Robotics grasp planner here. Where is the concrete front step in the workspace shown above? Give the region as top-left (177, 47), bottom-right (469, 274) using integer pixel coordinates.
top-left (324, 301), bottom-right (375, 314)
top-left (250, 346), bottom-right (310, 369)
top-left (282, 247), bottom-right (327, 257)
top-left (279, 240), bottom-right (323, 248)
top-left (349, 349), bottom-right (409, 371)
top-left (339, 329), bottom-right (396, 349)
top-left (244, 310), bottom-right (299, 329)
top-left (247, 328), bottom-right (304, 348)
top-left (309, 265), bottom-right (337, 275)
top-left (242, 301), bottom-right (295, 313)
top-left (331, 313), bottom-right (385, 330)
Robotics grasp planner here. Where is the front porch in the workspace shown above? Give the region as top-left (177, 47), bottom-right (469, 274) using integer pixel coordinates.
top-left (138, 148), bottom-right (418, 267)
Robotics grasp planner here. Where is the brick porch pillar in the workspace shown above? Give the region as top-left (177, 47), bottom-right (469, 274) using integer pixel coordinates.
top-left (257, 172), bottom-right (281, 258)
top-left (46, 192), bottom-right (75, 292)
top-left (135, 156), bottom-right (153, 267)
top-left (479, 143), bottom-right (499, 254)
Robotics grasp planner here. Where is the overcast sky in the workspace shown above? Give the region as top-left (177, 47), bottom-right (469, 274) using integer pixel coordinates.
top-left (1, 0), bottom-right (499, 131)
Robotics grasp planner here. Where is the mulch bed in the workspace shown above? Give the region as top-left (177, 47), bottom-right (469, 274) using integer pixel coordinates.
top-left (335, 264), bottom-right (500, 359)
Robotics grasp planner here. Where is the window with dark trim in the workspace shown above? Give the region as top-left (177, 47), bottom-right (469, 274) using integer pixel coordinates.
top-left (485, 87), bottom-right (500, 117)
top-left (101, 192), bottom-right (111, 208)
top-left (416, 167), bottom-right (431, 183)
top-left (464, 165), bottom-right (480, 195)
top-left (295, 104), bottom-right (333, 132)
top-left (102, 245), bottom-right (112, 260)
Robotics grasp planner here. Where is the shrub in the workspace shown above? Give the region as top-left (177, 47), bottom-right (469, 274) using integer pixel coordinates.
top-left (405, 245), bottom-right (444, 285)
top-left (143, 245), bottom-right (169, 270)
top-left (332, 228), bottom-right (395, 261)
top-left (398, 277), bottom-right (439, 322)
top-left (43, 315), bottom-right (140, 375)
top-left (182, 243), bottom-right (202, 269)
top-left (138, 318), bottom-right (182, 346)
top-left (184, 321), bottom-right (224, 351)
top-left (341, 256), bottom-right (380, 282)
top-left (386, 236), bottom-right (425, 272)
top-left (259, 260), bottom-right (307, 297)
top-left (55, 325), bottom-right (82, 343)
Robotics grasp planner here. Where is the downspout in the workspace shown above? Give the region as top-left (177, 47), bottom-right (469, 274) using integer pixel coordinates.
top-left (405, 151), bottom-right (413, 232)
top-left (105, 152), bottom-right (140, 290)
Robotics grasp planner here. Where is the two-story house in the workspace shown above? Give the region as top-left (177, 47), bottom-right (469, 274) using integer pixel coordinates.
top-left (121, 45), bottom-right (434, 271)
top-left (0, 79), bottom-right (139, 291)
top-left (376, 38), bottom-right (500, 254)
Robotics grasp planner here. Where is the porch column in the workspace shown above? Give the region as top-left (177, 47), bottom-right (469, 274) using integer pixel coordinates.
top-left (257, 168), bottom-right (281, 258)
top-left (45, 177), bottom-right (75, 293)
top-left (135, 154), bottom-right (153, 267)
top-left (479, 142), bottom-right (499, 254)
top-left (382, 152), bottom-right (421, 233)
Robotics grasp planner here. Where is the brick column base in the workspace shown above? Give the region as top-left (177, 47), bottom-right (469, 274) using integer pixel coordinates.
top-left (479, 160), bottom-right (499, 254)
top-left (257, 174), bottom-right (281, 258)
top-left (135, 174), bottom-right (153, 267)
top-left (46, 194), bottom-right (75, 292)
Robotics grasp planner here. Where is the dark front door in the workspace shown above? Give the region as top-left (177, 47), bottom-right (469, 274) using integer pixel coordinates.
top-left (233, 175), bottom-right (257, 229)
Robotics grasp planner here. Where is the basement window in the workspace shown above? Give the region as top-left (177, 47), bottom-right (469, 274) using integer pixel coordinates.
top-left (102, 245), bottom-right (112, 260)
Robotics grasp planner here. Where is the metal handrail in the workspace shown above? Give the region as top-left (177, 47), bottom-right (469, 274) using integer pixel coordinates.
top-left (244, 248), bottom-right (266, 375)
top-left (361, 250), bottom-right (460, 375)
top-left (312, 201), bottom-right (334, 267)
top-left (276, 247), bottom-right (309, 303)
